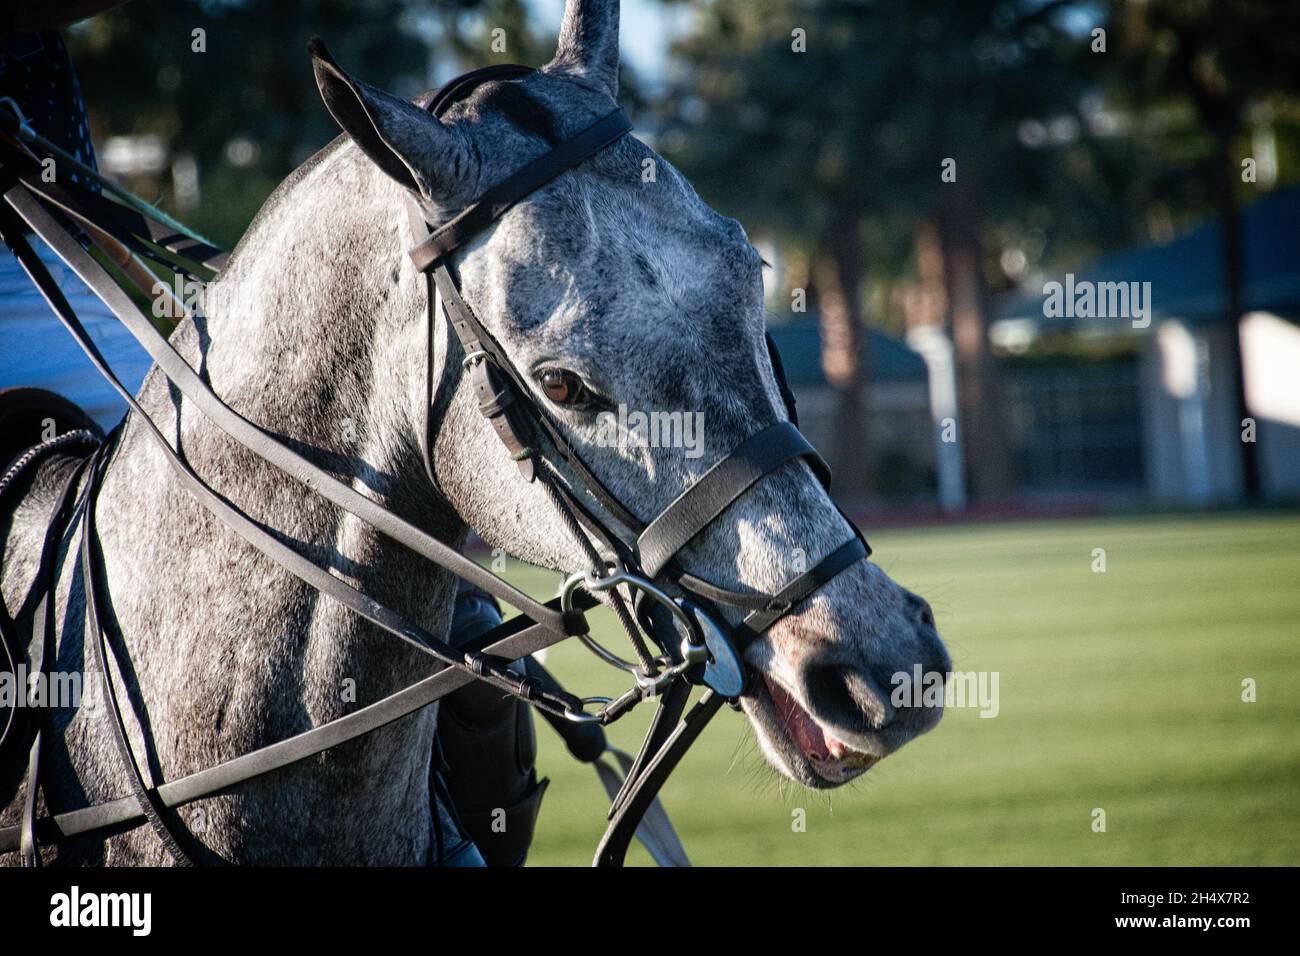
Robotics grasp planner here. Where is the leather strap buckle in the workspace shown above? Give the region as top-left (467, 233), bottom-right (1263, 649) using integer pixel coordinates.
top-left (763, 597), bottom-right (792, 615)
top-left (469, 359), bottom-right (535, 481)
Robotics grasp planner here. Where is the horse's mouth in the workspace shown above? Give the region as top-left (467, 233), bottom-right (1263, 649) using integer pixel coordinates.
top-left (745, 672), bottom-right (879, 787)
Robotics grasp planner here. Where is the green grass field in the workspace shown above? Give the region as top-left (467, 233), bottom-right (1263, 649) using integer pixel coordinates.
top-left (504, 511), bottom-right (1300, 866)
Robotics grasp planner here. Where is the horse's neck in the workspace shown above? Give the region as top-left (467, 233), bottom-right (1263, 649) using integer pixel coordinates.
top-left (206, 141), bottom-right (417, 427)
top-left (86, 143), bottom-right (463, 861)
top-left (167, 138), bottom-right (459, 655)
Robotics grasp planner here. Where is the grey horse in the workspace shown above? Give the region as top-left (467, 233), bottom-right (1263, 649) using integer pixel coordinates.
top-left (0, 0), bottom-right (949, 865)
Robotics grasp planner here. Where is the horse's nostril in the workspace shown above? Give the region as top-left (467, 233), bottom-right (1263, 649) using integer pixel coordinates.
top-left (920, 606), bottom-right (935, 628)
top-left (804, 663), bottom-right (892, 731)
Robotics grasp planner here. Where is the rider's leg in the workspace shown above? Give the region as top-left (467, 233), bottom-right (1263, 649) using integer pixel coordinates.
top-left (435, 579), bottom-right (549, 867)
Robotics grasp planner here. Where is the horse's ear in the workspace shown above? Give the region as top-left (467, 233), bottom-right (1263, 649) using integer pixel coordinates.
top-left (309, 38), bottom-right (474, 200)
top-left (545, 0), bottom-right (621, 99)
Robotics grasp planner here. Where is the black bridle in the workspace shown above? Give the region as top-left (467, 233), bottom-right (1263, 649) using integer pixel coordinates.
top-left (0, 58), bottom-right (868, 867)
top-left (407, 62), bottom-right (871, 863)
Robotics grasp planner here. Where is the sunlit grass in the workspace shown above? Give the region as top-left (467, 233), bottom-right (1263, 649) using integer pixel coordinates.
top-left (502, 511), bottom-right (1300, 866)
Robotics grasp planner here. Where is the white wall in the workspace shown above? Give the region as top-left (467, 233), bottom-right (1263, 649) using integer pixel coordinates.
top-left (1141, 313), bottom-right (1300, 504)
top-left (1242, 311), bottom-right (1300, 498)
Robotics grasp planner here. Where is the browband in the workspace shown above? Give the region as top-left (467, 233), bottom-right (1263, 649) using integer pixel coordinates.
top-left (410, 107), bottom-right (632, 272)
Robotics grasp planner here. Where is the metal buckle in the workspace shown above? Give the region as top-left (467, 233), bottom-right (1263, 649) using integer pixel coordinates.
top-left (560, 566), bottom-right (746, 699)
top-left (561, 565), bottom-right (697, 684)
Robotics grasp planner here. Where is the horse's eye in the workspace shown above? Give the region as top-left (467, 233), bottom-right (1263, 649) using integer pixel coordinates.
top-left (538, 368), bottom-right (589, 406)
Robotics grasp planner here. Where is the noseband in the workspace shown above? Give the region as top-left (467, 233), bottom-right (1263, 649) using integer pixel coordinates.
top-left (0, 60), bottom-right (868, 867)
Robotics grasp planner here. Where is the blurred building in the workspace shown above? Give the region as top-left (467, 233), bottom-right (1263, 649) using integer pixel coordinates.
top-left (993, 187), bottom-right (1300, 507)
top-left (766, 323), bottom-right (934, 501)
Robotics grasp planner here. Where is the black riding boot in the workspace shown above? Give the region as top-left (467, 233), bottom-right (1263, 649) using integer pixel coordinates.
top-left (437, 580), bottom-right (549, 866)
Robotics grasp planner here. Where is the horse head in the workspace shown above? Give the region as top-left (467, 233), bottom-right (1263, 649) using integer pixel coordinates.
top-left (309, 0), bottom-right (949, 789)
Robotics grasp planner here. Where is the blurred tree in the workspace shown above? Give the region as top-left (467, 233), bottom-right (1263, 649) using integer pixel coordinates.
top-left (658, 0), bottom-right (907, 496)
top-left (658, 0), bottom-right (1098, 501)
top-left (1104, 0), bottom-right (1300, 500)
top-left (64, 0), bottom-right (554, 247)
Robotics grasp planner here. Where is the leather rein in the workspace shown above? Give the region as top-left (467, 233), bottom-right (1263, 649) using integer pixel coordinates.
top-left (0, 61), bottom-right (868, 867)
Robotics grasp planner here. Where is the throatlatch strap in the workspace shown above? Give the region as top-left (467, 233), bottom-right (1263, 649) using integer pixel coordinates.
top-left (636, 421), bottom-right (830, 578)
top-left (765, 331), bottom-right (800, 426)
